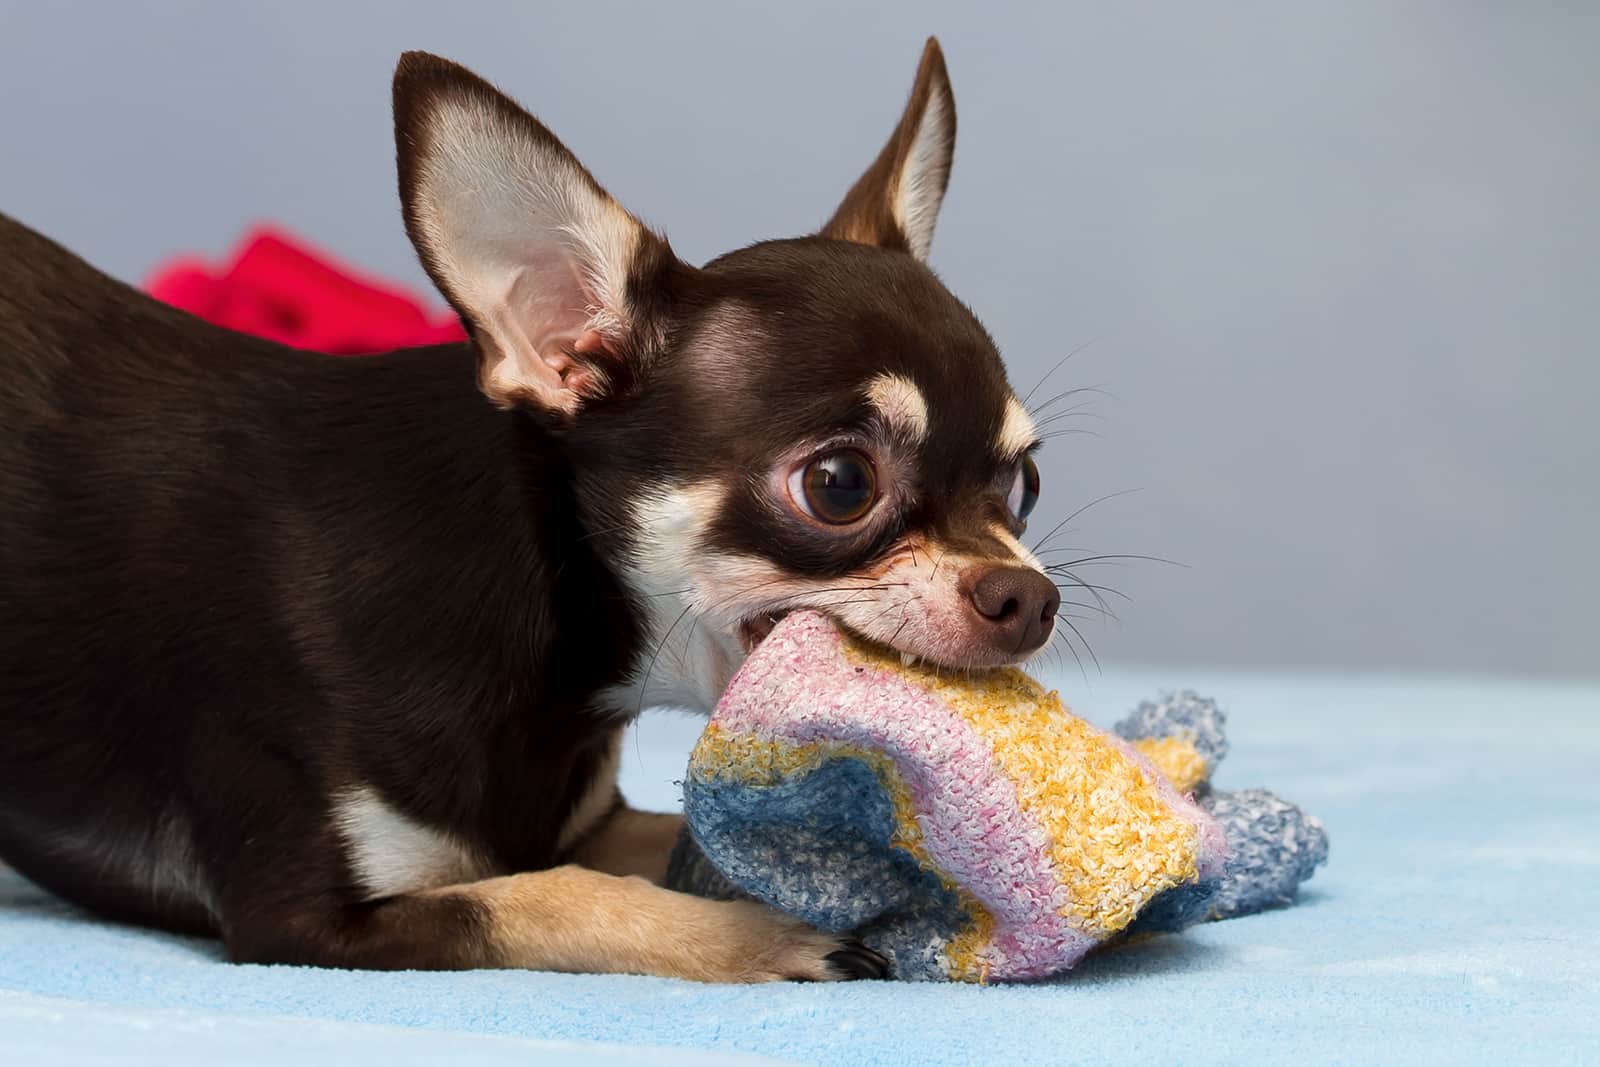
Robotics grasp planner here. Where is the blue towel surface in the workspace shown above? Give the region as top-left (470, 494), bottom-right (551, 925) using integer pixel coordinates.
top-left (3, 670), bottom-right (1597, 1065)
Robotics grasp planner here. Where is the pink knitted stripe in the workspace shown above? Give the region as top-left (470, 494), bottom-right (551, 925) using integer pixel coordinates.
top-left (713, 615), bottom-right (1096, 971)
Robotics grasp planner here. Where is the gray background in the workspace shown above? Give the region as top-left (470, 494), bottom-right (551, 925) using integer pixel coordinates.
top-left (2, 1), bottom-right (1595, 679)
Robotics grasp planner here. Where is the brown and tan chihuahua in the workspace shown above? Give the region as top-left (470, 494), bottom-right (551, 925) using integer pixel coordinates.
top-left (0, 39), bottom-right (1062, 982)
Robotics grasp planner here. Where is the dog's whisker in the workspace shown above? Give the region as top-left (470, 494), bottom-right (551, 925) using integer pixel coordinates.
top-left (1026, 381), bottom-right (1109, 417)
top-left (861, 601), bottom-right (906, 631)
top-left (1058, 615), bottom-right (1102, 675)
top-left (1047, 569), bottom-right (1119, 616)
top-left (1055, 618), bottom-right (1090, 685)
top-left (1044, 552), bottom-right (1185, 569)
top-left (633, 603), bottom-right (696, 717)
top-left (575, 519), bottom-right (638, 543)
top-left (1030, 411), bottom-right (1105, 434)
top-left (1018, 341), bottom-right (1100, 408)
top-left (887, 607), bottom-right (914, 649)
top-left (1043, 573), bottom-right (1131, 602)
top-left (1027, 488), bottom-right (1141, 555)
top-left (1030, 402), bottom-right (1105, 428)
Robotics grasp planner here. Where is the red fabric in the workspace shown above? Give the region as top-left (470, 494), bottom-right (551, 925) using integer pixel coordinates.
top-left (145, 226), bottom-right (467, 355)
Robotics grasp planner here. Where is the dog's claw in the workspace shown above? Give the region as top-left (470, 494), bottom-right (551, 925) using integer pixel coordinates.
top-left (825, 940), bottom-right (891, 980)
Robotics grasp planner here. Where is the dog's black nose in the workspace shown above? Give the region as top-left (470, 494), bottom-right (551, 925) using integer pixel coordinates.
top-left (967, 566), bottom-right (1059, 655)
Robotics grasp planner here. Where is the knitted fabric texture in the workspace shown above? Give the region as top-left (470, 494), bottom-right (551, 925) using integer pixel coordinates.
top-left (666, 614), bottom-right (1328, 982)
top-left (1112, 692), bottom-right (1329, 921)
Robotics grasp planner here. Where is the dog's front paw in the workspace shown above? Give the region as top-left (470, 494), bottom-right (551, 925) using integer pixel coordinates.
top-left (824, 939), bottom-right (892, 980)
top-left (673, 897), bottom-right (888, 983)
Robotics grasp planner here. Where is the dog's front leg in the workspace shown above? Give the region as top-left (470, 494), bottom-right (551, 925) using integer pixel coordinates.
top-left (222, 866), bottom-right (880, 982)
top-left (567, 802), bottom-right (684, 884)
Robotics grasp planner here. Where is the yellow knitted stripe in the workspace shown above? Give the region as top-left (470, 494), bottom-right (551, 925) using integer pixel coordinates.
top-left (941, 904), bottom-right (995, 983)
top-left (839, 640), bottom-right (1203, 938)
top-left (691, 723), bottom-right (994, 979)
top-left (690, 722), bottom-right (826, 787)
top-left (1130, 735), bottom-right (1210, 793)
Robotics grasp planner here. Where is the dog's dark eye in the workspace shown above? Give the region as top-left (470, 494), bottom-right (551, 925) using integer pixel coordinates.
top-left (793, 450), bottom-right (878, 525)
top-left (1007, 454), bottom-right (1041, 522)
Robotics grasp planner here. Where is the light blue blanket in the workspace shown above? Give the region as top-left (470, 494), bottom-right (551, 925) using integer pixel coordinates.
top-left (3, 671), bottom-right (1597, 1065)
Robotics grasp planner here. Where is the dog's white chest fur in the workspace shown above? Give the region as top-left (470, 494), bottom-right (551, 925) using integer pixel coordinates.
top-left (331, 735), bottom-right (622, 899)
top-left (332, 787), bottom-right (491, 899)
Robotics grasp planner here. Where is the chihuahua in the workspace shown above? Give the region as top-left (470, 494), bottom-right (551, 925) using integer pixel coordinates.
top-left (0, 39), bottom-right (1060, 982)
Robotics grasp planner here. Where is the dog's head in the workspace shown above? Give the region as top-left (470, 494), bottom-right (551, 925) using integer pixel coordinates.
top-left (394, 41), bottom-right (1061, 712)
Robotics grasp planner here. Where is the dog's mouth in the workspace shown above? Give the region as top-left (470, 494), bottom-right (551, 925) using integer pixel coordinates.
top-left (735, 606), bottom-right (1005, 672)
top-left (736, 610), bottom-right (792, 653)
top-left (736, 608), bottom-right (930, 668)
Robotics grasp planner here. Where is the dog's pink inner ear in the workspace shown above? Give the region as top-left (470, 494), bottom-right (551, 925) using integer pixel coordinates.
top-left (393, 52), bottom-right (682, 416)
top-left (821, 37), bottom-right (956, 262)
top-left (572, 330), bottom-right (611, 358)
top-left (470, 237), bottom-right (628, 412)
top-left (547, 330), bottom-right (614, 397)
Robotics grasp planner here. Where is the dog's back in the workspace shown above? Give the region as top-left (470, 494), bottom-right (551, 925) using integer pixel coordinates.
top-left (0, 213), bottom-right (267, 929)
top-left (0, 38), bottom-right (1010, 981)
top-left (0, 215), bottom-right (633, 937)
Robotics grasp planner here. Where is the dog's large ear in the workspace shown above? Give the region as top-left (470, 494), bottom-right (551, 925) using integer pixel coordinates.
top-left (821, 38), bottom-right (956, 261)
top-left (394, 52), bottom-right (683, 416)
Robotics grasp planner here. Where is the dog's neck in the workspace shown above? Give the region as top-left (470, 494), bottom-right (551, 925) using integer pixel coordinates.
top-left (578, 483), bottom-right (746, 718)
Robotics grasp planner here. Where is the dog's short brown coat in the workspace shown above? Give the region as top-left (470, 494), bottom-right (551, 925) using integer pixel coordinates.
top-left (0, 40), bottom-right (1051, 982)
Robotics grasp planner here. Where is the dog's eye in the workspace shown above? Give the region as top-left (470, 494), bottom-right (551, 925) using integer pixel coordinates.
top-left (1007, 454), bottom-right (1041, 522)
top-left (790, 450), bottom-right (878, 525)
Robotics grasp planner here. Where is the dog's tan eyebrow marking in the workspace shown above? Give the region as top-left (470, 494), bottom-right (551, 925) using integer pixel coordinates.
top-left (996, 396), bottom-right (1038, 458)
top-left (865, 373), bottom-right (930, 444)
